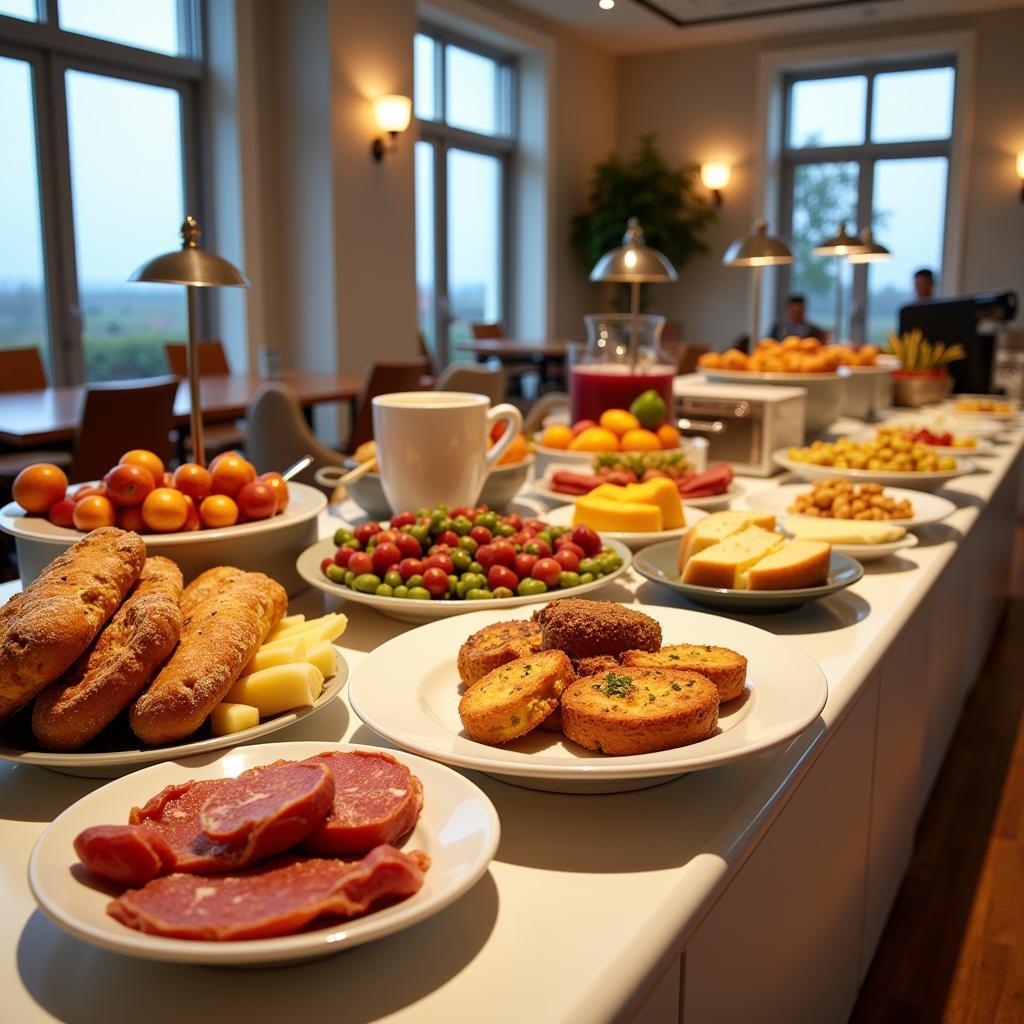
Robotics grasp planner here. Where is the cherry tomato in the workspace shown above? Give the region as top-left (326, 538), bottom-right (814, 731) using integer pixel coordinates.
top-left (390, 511), bottom-right (416, 528)
top-left (555, 539), bottom-right (586, 559)
top-left (334, 546), bottom-right (358, 567)
top-left (257, 471), bottom-right (289, 513)
top-left (348, 551), bottom-right (374, 576)
top-left (395, 533), bottom-right (422, 558)
top-left (532, 557), bottom-right (562, 588)
top-left (373, 529), bottom-right (399, 546)
top-left (47, 498), bottom-right (76, 528)
top-left (103, 463), bottom-right (155, 507)
top-left (554, 548), bottom-right (581, 572)
top-left (428, 543), bottom-right (451, 556)
top-left (475, 544), bottom-right (498, 571)
top-left (571, 419), bottom-right (597, 437)
top-left (209, 453), bottom-right (257, 499)
top-left (504, 515), bottom-right (523, 530)
top-left (469, 526), bottom-right (492, 546)
top-left (199, 494), bottom-right (239, 529)
top-left (70, 484), bottom-right (105, 502)
top-left (512, 530), bottom-right (535, 547)
top-left (354, 522), bottom-right (382, 545)
top-left (450, 506), bottom-right (472, 519)
top-left (399, 557), bottom-right (424, 580)
top-left (437, 530), bottom-right (459, 548)
top-left (524, 539), bottom-right (552, 558)
top-left (120, 449), bottom-right (165, 487)
top-left (487, 564), bottom-right (518, 591)
top-left (320, 557), bottom-right (334, 576)
top-left (421, 566), bottom-right (449, 598)
top-left (209, 450), bottom-right (244, 472)
top-left (372, 541), bottom-right (402, 575)
top-left (514, 552), bottom-right (538, 579)
top-left (141, 487), bottom-right (188, 533)
top-left (571, 524), bottom-right (602, 556)
top-left (174, 463), bottom-right (212, 502)
top-left (236, 481), bottom-right (277, 521)
top-left (73, 495), bottom-right (116, 531)
top-left (524, 519), bottom-right (547, 534)
top-left (489, 540), bottom-right (517, 567)
top-left (116, 504), bottom-right (147, 533)
top-left (423, 552), bottom-right (453, 575)
top-left (13, 463), bottom-right (67, 514)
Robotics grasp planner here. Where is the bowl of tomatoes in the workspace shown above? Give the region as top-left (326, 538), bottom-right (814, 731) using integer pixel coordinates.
top-left (1, 450), bottom-right (326, 595)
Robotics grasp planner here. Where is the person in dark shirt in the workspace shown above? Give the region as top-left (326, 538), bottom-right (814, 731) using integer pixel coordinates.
top-left (913, 268), bottom-right (935, 300)
top-left (768, 294), bottom-right (827, 342)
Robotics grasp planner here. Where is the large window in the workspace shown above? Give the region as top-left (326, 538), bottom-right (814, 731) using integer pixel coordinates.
top-left (779, 62), bottom-right (955, 343)
top-left (414, 28), bottom-right (515, 369)
top-left (0, 2), bottom-right (203, 383)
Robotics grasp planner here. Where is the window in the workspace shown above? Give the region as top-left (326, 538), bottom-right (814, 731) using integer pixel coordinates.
top-left (414, 29), bottom-right (515, 369)
top-left (779, 62), bottom-right (955, 343)
top-left (0, 2), bottom-right (203, 384)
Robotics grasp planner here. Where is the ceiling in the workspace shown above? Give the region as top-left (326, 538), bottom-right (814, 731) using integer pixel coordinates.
top-left (507, 0), bottom-right (1024, 53)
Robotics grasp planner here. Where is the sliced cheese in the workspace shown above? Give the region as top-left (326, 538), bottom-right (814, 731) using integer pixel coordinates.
top-left (260, 612), bottom-right (348, 650)
top-left (307, 639), bottom-right (337, 681)
top-left (573, 493), bottom-right (662, 532)
top-left (268, 613), bottom-right (306, 638)
top-left (243, 636), bottom-right (307, 676)
top-left (782, 516), bottom-right (906, 545)
top-left (676, 511), bottom-right (777, 571)
top-left (745, 540), bottom-right (831, 591)
top-left (210, 702), bottom-right (260, 736)
top-left (224, 662), bottom-right (323, 716)
top-left (682, 526), bottom-right (784, 589)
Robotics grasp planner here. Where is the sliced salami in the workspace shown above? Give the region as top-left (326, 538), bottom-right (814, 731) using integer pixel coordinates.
top-left (73, 825), bottom-right (176, 887)
top-left (299, 751), bottom-right (424, 856)
top-left (107, 845), bottom-right (431, 941)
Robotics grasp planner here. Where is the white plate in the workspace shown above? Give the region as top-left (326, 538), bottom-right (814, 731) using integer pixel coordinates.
top-left (28, 740), bottom-right (499, 965)
top-left (943, 395), bottom-right (1019, 420)
top-left (847, 429), bottom-right (994, 457)
top-left (778, 524), bottom-right (920, 562)
top-left (531, 472), bottom-right (742, 511)
top-left (741, 483), bottom-right (957, 529)
top-left (348, 606), bottom-right (828, 793)
top-left (0, 651), bottom-right (348, 778)
top-left (880, 410), bottom-right (1006, 439)
top-left (543, 502), bottom-right (707, 551)
top-left (296, 537), bottom-right (633, 624)
top-left (772, 448), bottom-right (976, 492)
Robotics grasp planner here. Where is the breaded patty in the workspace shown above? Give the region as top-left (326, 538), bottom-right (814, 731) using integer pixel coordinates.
top-left (620, 644), bottom-right (747, 703)
top-left (458, 650), bottom-right (574, 745)
top-left (561, 667), bottom-right (718, 755)
top-left (534, 599), bottom-right (661, 660)
top-left (457, 619), bottom-right (542, 687)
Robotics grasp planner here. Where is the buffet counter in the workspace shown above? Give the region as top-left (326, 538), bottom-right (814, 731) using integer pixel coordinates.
top-left (2, 422), bottom-right (1021, 1024)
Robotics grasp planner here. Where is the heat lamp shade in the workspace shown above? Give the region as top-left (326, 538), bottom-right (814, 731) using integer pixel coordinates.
top-left (723, 219), bottom-right (794, 267)
top-left (129, 249), bottom-right (249, 288)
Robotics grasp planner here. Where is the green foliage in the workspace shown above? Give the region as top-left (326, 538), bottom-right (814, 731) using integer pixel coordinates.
top-left (571, 134), bottom-right (716, 306)
top-left (791, 160), bottom-right (858, 299)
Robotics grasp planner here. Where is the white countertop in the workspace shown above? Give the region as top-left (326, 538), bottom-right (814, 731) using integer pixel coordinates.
top-left (2, 419), bottom-right (1022, 1024)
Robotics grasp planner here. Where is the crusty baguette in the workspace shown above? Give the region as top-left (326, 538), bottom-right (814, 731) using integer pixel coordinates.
top-left (31, 557), bottom-right (183, 750)
top-left (0, 527), bottom-right (145, 721)
top-left (129, 569), bottom-right (287, 745)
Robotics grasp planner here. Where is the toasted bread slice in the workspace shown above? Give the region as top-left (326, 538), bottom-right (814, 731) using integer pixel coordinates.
top-left (562, 667), bottom-right (718, 755)
top-left (458, 650), bottom-right (574, 745)
top-left (457, 619), bottom-right (542, 687)
top-left (620, 644), bottom-right (747, 703)
top-left (681, 526), bottom-right (784, 589)
top-left (677, 511), bottom-right (777, 572)
top-left (744, 540), bottom-right (830, 590)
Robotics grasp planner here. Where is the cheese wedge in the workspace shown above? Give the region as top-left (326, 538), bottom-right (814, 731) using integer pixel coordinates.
top-left (590, 478), bottom-right (684, 529)
top-left (782, 517), bottom-right (906, 545)
top-left (745, 540), bottom-right (830, 590)
top-left (210, 702), bottom-right (260, 736)
top-left (677, 511), bottom-right (777, 572)
top-left (573, 493), bottom-right (662, 532)
top-left (682, 526), bottom-right (785, 589)
top-left (224, 662), bottom-right (323, 716)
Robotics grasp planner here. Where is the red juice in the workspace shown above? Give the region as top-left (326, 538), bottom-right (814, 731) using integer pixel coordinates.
top-left (569, 364), bottom-right (675, 424)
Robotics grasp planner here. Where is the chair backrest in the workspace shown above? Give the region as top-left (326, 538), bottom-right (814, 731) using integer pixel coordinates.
top-left (471, 323), bottom-right (504, 340)
top-left (350, 357), bottom-right (432, 450)
top-left (416, 330), bottom-right (437, 376)
top-left (244, 382), bottom-right (344, 487)
top-left (164, 340), bottom-right (231, 377)
top-left (435, 363), bottom-right (507, 405)
top-left (72, 377), bottom-right (178, 481)
top-left (662, 340), bottom-right (711, 376)
top-left (0, 347), bottom-right (47, 392)
top-left (522, 392), bottom-right (569, 434)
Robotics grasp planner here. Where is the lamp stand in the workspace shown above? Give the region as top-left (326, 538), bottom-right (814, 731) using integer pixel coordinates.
top-left (185, 285), bottom-right (205, 468)
top-left (629, 279), bottom-right (640, 371)
top-left (833, 255), bottom-right (843, 343)
top-left (751, 265), bottom-right (763, 345)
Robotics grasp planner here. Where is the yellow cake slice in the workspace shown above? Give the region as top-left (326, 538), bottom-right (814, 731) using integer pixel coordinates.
top-left (573, 493), bottom-right (662, 532)
top-left (677, 510), bottom-right (777, 572)
top-left (681, 526), bottom-right (785, 589)
top-left (587, 478), bottom-right (684, 530)
top-left (744, 540), bottom-right (831, 590)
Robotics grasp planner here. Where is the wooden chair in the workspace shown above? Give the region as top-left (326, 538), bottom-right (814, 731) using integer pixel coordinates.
top-left (663, 341), bottom-right (711, 376)
top-left (349, 358), bottom-right (432, 450)
top-left (435, 363), bottom-right (507, 405)
top-left (471, 323), bottom-right (503, 340)
top-left (0, 347), bottom-right (48, 392)
top-left (71, 378), bottom-right (178, 482)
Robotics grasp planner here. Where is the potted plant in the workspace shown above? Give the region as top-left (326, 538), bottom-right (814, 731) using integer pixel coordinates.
top-left (885, 329), bottom-right (966, 407)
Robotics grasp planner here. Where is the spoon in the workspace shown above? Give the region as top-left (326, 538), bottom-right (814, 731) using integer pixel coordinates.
top-left (281, 455), bottom-right (314, 482)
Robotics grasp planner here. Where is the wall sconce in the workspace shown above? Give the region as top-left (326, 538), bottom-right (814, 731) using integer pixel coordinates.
top-left (1017, 151), bottom-right (1024, 201)
top-left (371, 94), bottom-right (412, 162)
top-left (700, 162), bottom-right (731, 206)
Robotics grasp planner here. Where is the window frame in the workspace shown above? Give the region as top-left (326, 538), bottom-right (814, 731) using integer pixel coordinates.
top-left (414, 24), bottom-right (516, 369)
top-left (0, 1), bottom-right (205, 385)
top-left (777, 55), bottom-right (956, 342)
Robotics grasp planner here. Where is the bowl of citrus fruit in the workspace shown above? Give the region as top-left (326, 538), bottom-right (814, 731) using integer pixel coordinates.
top-left (0, 450), bottom-right (325, 594)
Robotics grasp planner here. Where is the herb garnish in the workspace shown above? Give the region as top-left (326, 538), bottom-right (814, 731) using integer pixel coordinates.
top-left (600, 672), bottom-right (636, 698)
top-left (671, 682), bottom-right (682, 691)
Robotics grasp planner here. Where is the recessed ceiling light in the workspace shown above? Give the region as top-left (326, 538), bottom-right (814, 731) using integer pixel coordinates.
top-left (599, 0), bottom-right (615, 10)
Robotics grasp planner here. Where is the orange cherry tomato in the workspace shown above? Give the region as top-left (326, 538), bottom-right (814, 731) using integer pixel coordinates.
top-left (116, 504), bottom-right (148, 533)
top-left (103, 463), bottom-right (155, 506)
top-left (236, 481), bottom-right (277, 522)
top-left (70, 484), bottom-right (106, 502)
top-left (141, 487), bottom-right (188, 533)
top-left (173, 463), bottom-right (212, 502)
top-left (13, 463), bottom-right (68, 514)
top-left (72, 495), bottom-right (116, 532)
top-left (210, 453), bottom-right (256, 499)
top-left (258, 471), bottom-right (289, 513)
top-left (182, 494), bottom-right (200, 531)
top-left (208, 450), bottom-right (244, 473)
top-left (48, 498), bottom-right (76, 528)
top-left (199, 494), bottom-right (239, 528)
top-left (120, 449), bottom-right (165, 486)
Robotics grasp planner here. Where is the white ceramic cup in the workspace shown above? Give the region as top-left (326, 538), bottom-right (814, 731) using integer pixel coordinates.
top-left (372, 391), bottom-right (523, 513)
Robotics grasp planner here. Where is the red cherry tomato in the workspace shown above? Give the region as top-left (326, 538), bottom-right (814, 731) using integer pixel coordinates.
top-left (524, 519), bottom-right (547, 534)
top-left (372, 541), bottom-right (402, 574)
top-left (450, 506), bottom-right (472, 519)
top-left (469, 526), bottom-right (492, 546)
top-left (102, 463), bottom-right (155, 507)
top-left (437, 530), bottom-right (459, 548)
top-left (47, 498), bottom-right (76, 528)
top-left (395, 533), bottom-right (422, 558)
top-left (374, 529), bottom-right (399, 546)
top-left (354, 522), bottom-right (381, 545)
top-left (489, 540), bottom-right (517, 567)
top-left (475, 544), bottom-right (498, 571)
top-left (524, 539), bottom-right (552, 558)
top-left (571, 419), bottom-right (597, 437)
top-left (334, 545), bottom-right (358, 567)
top-left (399, 557), bottom-right (424, 580)
top-left (257, 471), bottom-right (289, 513)
top-left (512, 529), bottom-right (535, 547)
top-left (571, 525), bottom-right (602, 556)
top-left (423, 552), bottom-right (453, 575)
top-left (174, 463), bottom-right (212, 503)
top-left (390, 511), bottom-right (416, 528)
top-left (532, 557), bottom-right (562, 587)
top-left (555, 539), bottom-right (585, 559)
top-left (487, 564), bottom-right (518, 591)
top-left (504, 515), bottom-right (522, 530)
top-left (70, 484), bottom-right (106, 503)
top-left (117, 503), bottom-right (147, 533)
top-left (421, 566), bottom-right (449, 598)
top-left (348, 551), bottom-right (374, 576)
top-left (236, 481), bottom-right (277, 522)
top-left (514, 553), bottom-right (538, 579)
top-left (554, 548), bottom-right (580, 572)
top-left (320, 557), bottom-right (333, 576)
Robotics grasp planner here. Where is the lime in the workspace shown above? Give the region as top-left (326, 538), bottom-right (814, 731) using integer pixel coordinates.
top-left (630, 389), bottom-right (667, 429)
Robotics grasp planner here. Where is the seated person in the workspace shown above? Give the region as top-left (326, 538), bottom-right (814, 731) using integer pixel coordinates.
top-left (913, 268), bottom-right (935, 300)
top-left (768, 295), bottom-right (827, 342)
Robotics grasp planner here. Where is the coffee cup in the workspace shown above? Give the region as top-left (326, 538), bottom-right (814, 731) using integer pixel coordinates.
top-left (372, 391), bottom-right (523, 512)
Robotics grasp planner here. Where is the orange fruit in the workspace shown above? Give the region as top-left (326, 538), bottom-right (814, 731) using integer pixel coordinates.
top-left (258, 471), bottom-right (290, 513)
top-left (173, 463), bottom-right (212, 502)
top-left (13, 463), bottom-right (68, 514)
top-left (200, 494), bottom-right (239, 529)
top-left (210, 453), bottom-right (257, 499)
top-left (73, 494), bottom-right (116, 531)
top-left (598, 409), bottom-right (640, 437)
top-left (120, 449), bottom-right (165, 486)
top-left (568, 426), bottom-right (619, 452)
top-left (540, 424), bottom-right (573, 450)
top-left (620, 428), bottom-right (662, 451)
top-left (116, 504), bottom-right (148, 533)
top-left (497, 434), bottom-right (529, 465)
top-left (141, 487), bottom-right (189, 533)
top-left (656, 424), bottom-right (682, 449)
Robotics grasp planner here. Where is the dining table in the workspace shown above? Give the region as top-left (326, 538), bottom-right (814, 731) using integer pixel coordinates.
top-left (457, 338), bottom-right (572, 390)
top-left (0, 370), bottom-right (364, 448)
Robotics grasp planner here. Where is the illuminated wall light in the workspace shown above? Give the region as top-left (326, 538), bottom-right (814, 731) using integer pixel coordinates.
top-left (700, 162), bottom-right (731, 206)
top-left (1017, 151), bottom-right (1024, 201)
top-left (371, 94), bottom-right (412, 162)
top-left (598, 0), bottom-right (615, 9)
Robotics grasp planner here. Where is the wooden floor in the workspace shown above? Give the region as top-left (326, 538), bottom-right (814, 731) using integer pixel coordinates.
top-left (852, 526), bottom-right (1024, 1023)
